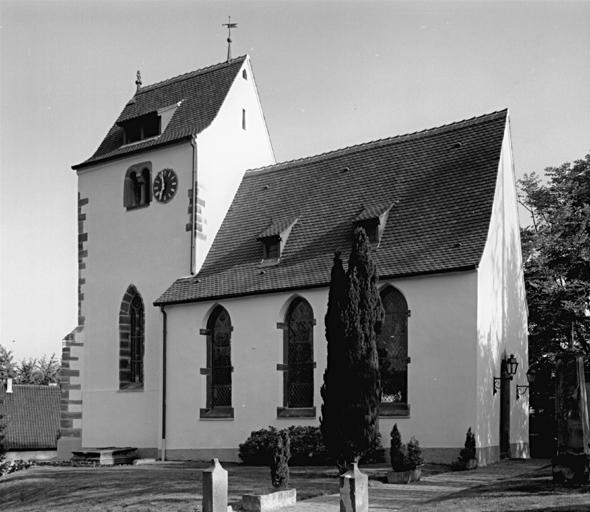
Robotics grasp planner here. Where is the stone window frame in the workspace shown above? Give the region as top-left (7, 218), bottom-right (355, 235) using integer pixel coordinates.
top-left (276, 297), bottom-right (316, 419)
top-left (119, 284), bottom-right (145, 391)
top-left (199, 305), bottom-right (234, 420)
top-left (378, 285), bottom-right (411, 417)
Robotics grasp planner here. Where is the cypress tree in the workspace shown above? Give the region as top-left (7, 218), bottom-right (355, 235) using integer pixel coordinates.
top-left (320, 228), bottom-right (382, 471)
top-left (320, 251), bottom-right (348, 472)
top-left (270, 430), bottom-right (291, 489)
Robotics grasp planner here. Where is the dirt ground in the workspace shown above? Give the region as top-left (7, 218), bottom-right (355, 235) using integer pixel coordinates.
top-left (1, 460), bottom-right (590, 512)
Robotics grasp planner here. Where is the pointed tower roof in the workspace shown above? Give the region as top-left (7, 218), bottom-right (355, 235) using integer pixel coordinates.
top-left (73, 56), bottom-right (248, 170)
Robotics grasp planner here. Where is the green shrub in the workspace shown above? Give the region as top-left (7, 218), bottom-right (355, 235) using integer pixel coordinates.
top-left (406, 437), bottom-right (423, 469)
top-left (238, 426), bottom-right (278, 465)
top-left (459, 427), bottom-right (476, 462)
top-left (239, 425), bottom-right (382, 466)
top-left (390, 424), bottom-right (422, 471)
top-left (0, 459), bottom-right (32, 477)
top-left (390, 424), bottom-right (406, 471)
top-left (452, 427), bottom-right (477, 470)
top-left (270, 430), bottom-right (291, 488)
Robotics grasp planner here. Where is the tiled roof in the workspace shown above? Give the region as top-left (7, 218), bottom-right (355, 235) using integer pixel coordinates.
top-left (73, 56), bottom-right (247, 169)
top-left (258, 217), bottom-right (298, 239)
top-left (155, 110), bottom-right (508, 305)
top-left (355, 202), bottom-right (395, 222)
top-left (0, 384), bottom-right (61, 450)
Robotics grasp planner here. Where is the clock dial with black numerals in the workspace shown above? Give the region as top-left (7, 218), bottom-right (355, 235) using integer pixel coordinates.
top-left (153, 168), bottom-right (178, 203)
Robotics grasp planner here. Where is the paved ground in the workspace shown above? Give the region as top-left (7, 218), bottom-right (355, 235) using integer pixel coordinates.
top-left (279, 459), bottom-right (556, 511)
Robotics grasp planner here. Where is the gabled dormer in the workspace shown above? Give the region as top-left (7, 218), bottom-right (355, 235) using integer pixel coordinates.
top-left (257, 217), bottom-right (298, 263)
top-left (353, 202), bottom-right (394, 246)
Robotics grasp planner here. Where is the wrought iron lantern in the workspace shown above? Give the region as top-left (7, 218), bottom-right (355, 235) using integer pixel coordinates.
top-left (493, 354), bottom-right (518, 395)
top-left (516, 366), bottom-right (537, 400)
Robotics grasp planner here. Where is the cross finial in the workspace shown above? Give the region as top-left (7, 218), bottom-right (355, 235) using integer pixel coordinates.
top-left (135, 70), bottom-right (142, 92)
top-left (222, 16), bottom-right (238, 62)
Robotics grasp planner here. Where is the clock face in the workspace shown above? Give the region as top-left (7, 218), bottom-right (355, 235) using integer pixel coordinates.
top-left (153, 168), bottom-right (178, 203)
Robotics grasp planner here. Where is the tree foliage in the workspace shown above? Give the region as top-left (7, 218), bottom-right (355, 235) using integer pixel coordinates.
top-left (320, 228), bottom-right (382, 470)
top-left (320, 251), bottom-right (348, 470)
top-left (0, 345), bottom-right (60, 385)
top-left (518, 153), bottom-right (590, 364)
top-left (0, 346), bottom-right (17, 381)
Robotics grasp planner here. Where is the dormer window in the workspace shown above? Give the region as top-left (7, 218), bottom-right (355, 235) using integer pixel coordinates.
top-left (358, 218), bottom-right (379, 243)
top-left (120, 112), bottom-right (161, 145)
top-left (124, 162), bottom-right (152, 209)
top-left (261, 237), bottom-right (280, 259)
top-left (353, 202), bottom-right (394, 246)
top-left (258, 217), bottom-right (298, 263)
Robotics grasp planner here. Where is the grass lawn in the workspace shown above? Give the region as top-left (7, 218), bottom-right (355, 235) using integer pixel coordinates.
top-left (0, 462), bottom-right (338, 512)
top-left (1, 460), bottom-right (589, 511)
top-left (403, 466), bottom-right (590, 512)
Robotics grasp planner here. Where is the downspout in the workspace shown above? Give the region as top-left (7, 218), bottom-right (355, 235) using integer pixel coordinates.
top-left (160, 305), bottom-right (167, 461)
top-left (190, 136), bottom-right (198, 275)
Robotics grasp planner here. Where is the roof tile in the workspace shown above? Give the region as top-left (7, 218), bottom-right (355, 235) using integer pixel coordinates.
top-left (73, 56), bottom-right (247, 169)
top-left (156, 109), bottom-right (507, 305)
top-left (0, 384), bottom-right (61, 450)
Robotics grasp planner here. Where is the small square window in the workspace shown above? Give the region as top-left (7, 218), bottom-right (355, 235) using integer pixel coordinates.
top-left (264, 239), bottom-right (280, 259)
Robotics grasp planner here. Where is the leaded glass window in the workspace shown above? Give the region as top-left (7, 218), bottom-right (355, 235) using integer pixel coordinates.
top-left (285, 298), bottom-right (314, 408)
top-left (119, 285), bottom-right (144, 390)
top-left (377, 287), bottom-right (409, 404)
top-left (208, 306), bottom-right (233, 408)
top-left (129, 295), bottom-right (144, 385)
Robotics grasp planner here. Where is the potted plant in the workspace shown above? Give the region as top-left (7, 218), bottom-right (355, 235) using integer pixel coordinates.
top-left (452, 427), bottom-right (478, 470)
top-left (387, 424), bottom-right (424, 484)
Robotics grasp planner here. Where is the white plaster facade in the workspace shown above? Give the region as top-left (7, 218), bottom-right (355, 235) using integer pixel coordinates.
top-left (159, 114), bottom-right (528, 465)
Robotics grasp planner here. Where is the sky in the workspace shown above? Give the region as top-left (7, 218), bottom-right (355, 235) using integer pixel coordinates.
top-left (1, 0), bottom-right (589, 361)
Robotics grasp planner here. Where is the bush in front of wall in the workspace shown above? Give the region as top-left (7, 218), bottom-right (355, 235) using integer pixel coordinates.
top-left (390, 424), bottom-right (406, 471)
top-left (388, 425), bottom-right (423, 483)
top-left (239, 426), bottom-right (278, 466)
top-left (270, 430), bottom-right (291, 489)
top-left (239, 425), bottom-right (382, 466)
top-left (452, 427), bottom-right (478, 470)
top-left (406, 437), bottom-right (423, 469)
top-left (390, 424), bottom-right (423, 471)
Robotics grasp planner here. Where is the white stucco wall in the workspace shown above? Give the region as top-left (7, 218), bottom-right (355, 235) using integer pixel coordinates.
top-left (78, 143), bottom-right (194, 449)
top-left (195, 57), bottom-right (275, 271)
top-left (476, 114), bottom-right (529, 459)
top-left (163, 270), bottom-right (478, 460)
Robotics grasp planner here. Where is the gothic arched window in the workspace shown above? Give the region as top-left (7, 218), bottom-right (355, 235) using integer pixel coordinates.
top-left (377, 286), bottom-right (409, 416)
top-left (119, 285), bottom-right (144, 390)
top-left (207, 306), bottom-right (233, 409)
top-left (284, 298), bottom-right (314, 409)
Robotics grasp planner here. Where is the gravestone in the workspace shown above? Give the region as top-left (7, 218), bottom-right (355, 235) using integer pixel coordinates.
top-left (202, 458), bottom-right (228, 512)
top-left (339, 462), bottom-right (368, 512)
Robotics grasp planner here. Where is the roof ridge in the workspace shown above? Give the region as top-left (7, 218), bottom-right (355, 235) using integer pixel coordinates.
top-left (245, 109), bottom-right (508, 177)
top-left (137, 55), bottom-right (247, 95)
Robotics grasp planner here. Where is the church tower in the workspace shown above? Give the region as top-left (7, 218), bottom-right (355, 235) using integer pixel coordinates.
top-left (58, 56), bottom-right (275, 458)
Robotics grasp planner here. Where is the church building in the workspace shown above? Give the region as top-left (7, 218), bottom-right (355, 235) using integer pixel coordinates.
top-left (58, 55), bottom-right (529, 465)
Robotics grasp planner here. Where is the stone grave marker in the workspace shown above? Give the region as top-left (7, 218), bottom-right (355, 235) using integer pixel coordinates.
top-left (202, 458), bottom-right (228, 512)
top-left (339, 462), bottom-right (368, 512)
